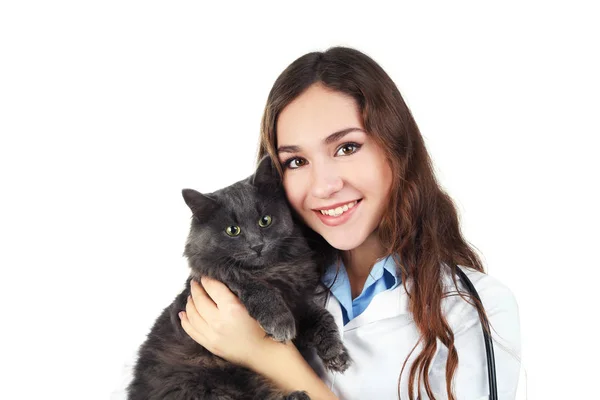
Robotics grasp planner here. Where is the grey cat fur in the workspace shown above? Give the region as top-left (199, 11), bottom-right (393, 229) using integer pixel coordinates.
top-left (127, 156), bottom-right (350, 400)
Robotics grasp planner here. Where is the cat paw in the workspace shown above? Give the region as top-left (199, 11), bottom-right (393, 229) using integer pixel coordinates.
top-left (285, 390), bottom-right (311, 400)
top-left (320, 343), bottom-right (352, 372)
top-left (261, 310), bottom-right (297, 342)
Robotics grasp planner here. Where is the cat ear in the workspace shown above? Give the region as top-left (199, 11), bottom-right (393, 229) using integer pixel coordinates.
top-left (181, 189), bottom-right (220, 221)
top-left (252, 155), bottom-right (281, 190)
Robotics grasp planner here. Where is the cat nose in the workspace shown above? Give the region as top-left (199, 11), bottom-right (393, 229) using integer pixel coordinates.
top-left (251, 244), bottom-right (264, 255)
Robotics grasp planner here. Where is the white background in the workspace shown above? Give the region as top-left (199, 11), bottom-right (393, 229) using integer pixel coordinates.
top-left (1, 1), bottom-right (598, 399)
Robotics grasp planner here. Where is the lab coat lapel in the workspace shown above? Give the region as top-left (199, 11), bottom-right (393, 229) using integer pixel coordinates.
top-left (325, 284), bottom-right (410, 332)
top-left (344, 285), bottom-right (409, 330)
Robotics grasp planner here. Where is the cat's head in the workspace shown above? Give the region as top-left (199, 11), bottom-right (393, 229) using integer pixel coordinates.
top-left (182, 156), bottom-right (303, 273)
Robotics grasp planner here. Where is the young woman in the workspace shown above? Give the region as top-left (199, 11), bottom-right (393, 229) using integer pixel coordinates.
top-left (179, 46), bottom-right (521, 400)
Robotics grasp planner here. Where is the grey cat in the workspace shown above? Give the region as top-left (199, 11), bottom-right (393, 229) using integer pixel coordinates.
top-left (127, 156), bottom-right (351, 400)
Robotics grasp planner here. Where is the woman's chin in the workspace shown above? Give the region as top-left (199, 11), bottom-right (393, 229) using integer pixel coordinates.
top-left (319, 231), bottom-right (368, 251)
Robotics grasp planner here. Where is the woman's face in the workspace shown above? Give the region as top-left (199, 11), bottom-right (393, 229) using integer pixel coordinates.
top-left (276, 83), bottom-right (393, 251)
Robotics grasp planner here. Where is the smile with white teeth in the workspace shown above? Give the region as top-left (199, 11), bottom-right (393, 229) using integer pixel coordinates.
top-left (319, 200), bottom-right (358, 217)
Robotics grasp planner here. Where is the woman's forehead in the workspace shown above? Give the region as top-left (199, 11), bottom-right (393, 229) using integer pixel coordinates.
top-left (276, 85), bottom-right (363, 147)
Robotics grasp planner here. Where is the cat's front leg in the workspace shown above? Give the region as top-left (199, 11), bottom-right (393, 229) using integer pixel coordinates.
top-left (229, 280), bottom-right (296, 342)
top-left (296, 303), bottom-right (352, 373)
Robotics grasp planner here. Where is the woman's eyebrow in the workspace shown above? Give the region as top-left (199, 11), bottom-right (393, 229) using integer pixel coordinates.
top-left (277, 127), bottom-right (364, 154)
top-left (277, 144), bottom-right (300, 154)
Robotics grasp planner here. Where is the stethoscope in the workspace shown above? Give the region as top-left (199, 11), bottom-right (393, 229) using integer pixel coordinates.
top-left (456, 267), bottom-right (497, 400)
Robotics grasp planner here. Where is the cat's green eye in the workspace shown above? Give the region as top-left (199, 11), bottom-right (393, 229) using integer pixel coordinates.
top-left (258, 215), bottom-right (272, 228)
top-left (225, 225), bottom-right (241, 237)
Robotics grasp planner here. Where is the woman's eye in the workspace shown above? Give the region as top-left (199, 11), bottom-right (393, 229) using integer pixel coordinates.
top-left (225, 225), bottom-right (241, 237)
top-left (258, 215), bottom-right (272, 227)
top-left (283, 158), bottom-right (307, 169)
top-left (335, 143), bottom-right (361, 156)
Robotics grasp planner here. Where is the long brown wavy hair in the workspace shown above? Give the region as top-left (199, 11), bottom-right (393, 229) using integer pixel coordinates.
top-left (256, 46), bottom-right (492, 400)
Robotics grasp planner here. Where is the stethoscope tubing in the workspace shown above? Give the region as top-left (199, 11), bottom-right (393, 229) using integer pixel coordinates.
top-left (455, 266), bottom-right (498, 400)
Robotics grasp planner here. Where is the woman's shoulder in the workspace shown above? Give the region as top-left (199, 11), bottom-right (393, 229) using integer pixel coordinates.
top-left (461, 265), bottom-right (518, 301)
top-left (434, 266), bottom-right (523, 397)
top-left (441, 265), bottom-right (520, 323)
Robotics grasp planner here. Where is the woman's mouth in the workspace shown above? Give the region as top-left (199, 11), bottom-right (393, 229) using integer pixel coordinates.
top-left (313, 199), bottom-right (362, 227)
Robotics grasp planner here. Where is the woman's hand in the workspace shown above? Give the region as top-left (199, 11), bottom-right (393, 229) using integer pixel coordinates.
top-left (178, 277), bottom-right (272, 368)
top-left (179, 277), bottom-right (339, 400)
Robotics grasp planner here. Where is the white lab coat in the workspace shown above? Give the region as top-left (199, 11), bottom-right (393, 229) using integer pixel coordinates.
top-left (304, 265), bottom-right (522, 400)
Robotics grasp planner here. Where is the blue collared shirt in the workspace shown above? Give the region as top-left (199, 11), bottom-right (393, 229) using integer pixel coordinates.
top-left (321, 255), bottom-right (401, 325)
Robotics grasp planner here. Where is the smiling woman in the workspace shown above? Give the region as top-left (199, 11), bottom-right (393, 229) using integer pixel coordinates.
top-left (180, 46), bottom-right (522, 400)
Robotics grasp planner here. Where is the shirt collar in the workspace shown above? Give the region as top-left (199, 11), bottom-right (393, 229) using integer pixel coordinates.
top-left (321, 254), bottom-right (400, 291)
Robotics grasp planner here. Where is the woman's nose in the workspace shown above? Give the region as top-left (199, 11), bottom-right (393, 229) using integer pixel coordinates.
top-left (310, 164), bottom-right (343, 199)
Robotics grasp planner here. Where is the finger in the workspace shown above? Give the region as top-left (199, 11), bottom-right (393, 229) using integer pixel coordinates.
top-left (179, 311), bottom-right (208, 346)
top-left (200, 276), bottom-right (240, 308)
top-left (190, 279), bottom-right (219, 321)
top-left (185, 295), bottom-right (210, 332)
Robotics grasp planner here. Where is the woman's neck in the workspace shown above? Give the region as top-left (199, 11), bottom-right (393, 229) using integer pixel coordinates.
top-left (341, 232), bottom-right (387, 298)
